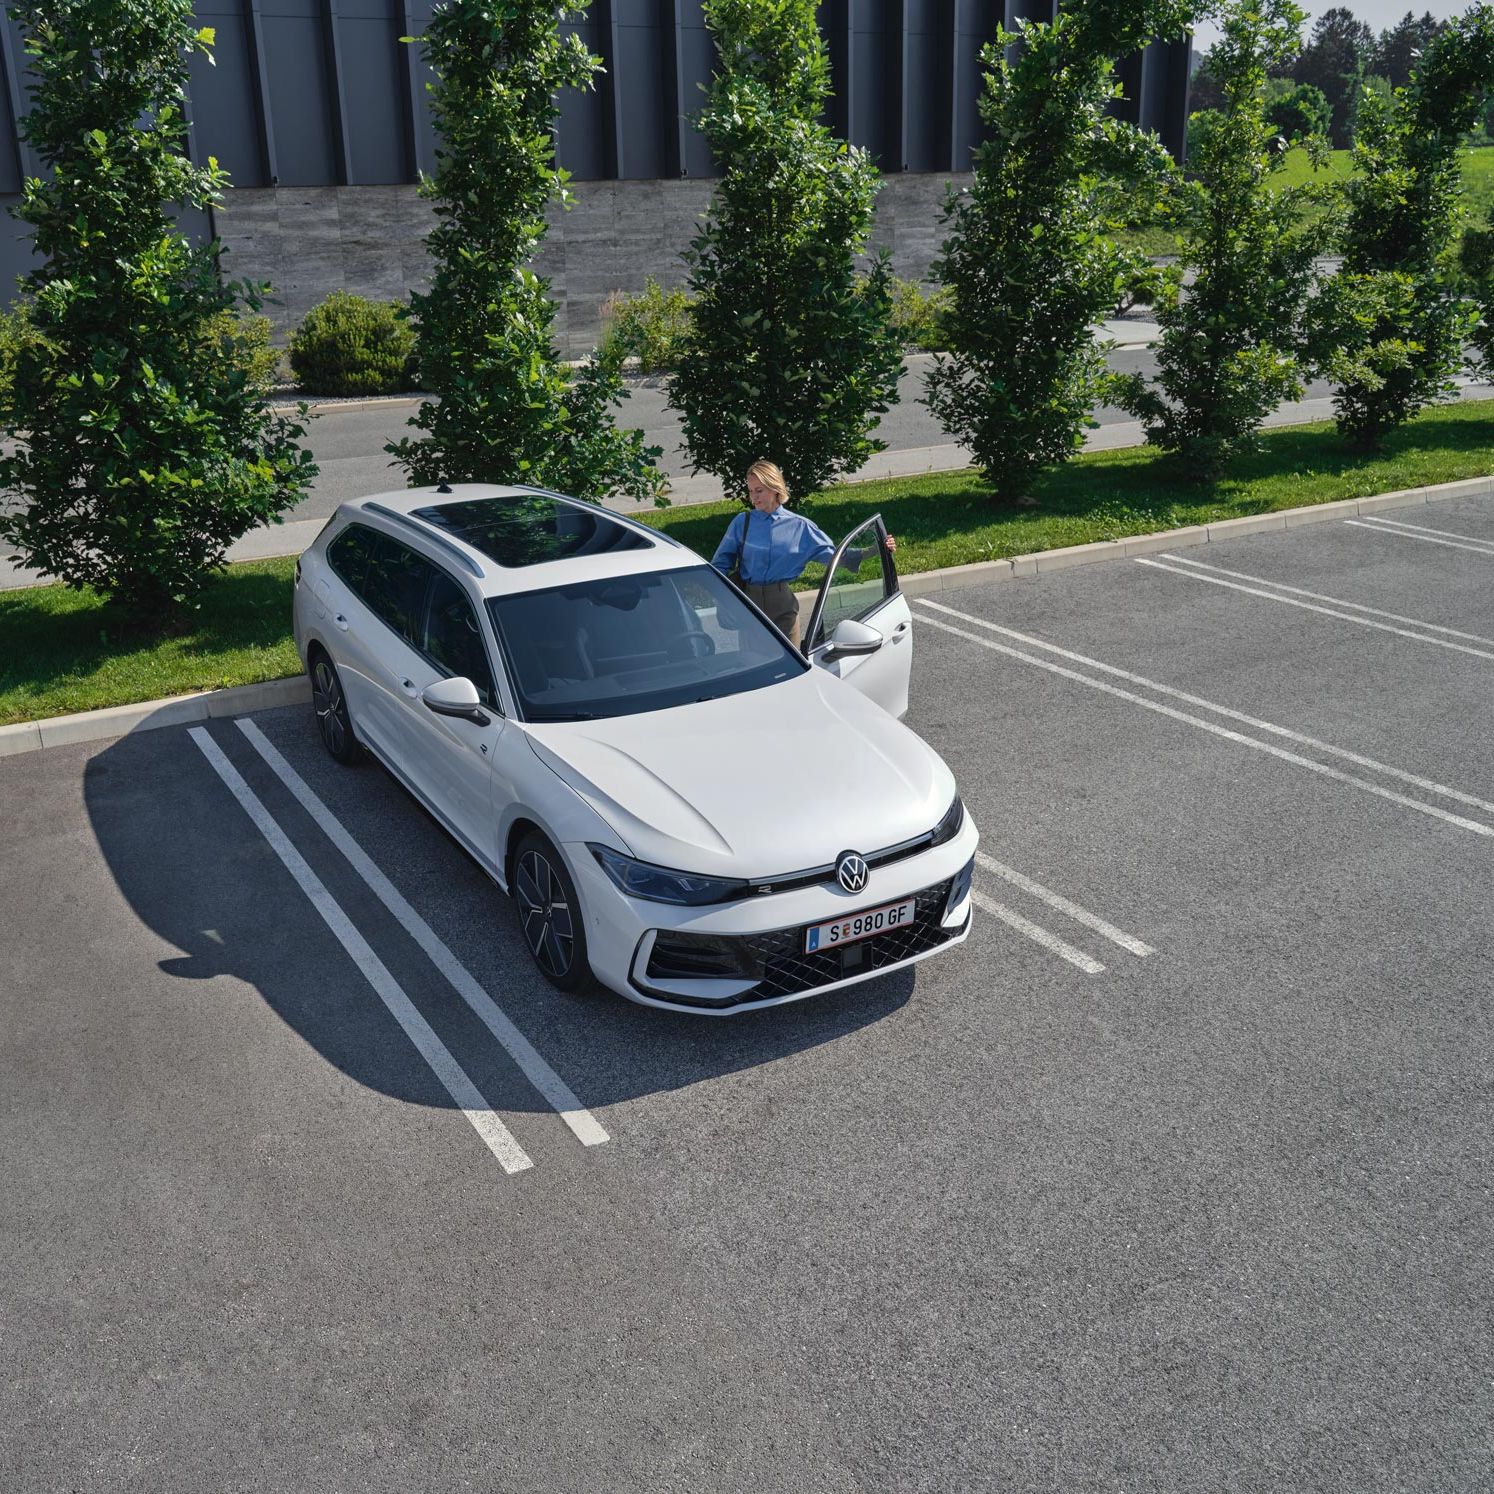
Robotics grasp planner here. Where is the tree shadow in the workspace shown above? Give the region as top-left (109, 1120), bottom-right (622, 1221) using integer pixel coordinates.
top-left (82, 711), bottom-right (921, 1117)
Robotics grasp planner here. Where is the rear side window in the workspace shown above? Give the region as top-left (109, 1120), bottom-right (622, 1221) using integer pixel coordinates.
top-left (327, 524), bottom-right (379, 593)
top-left (362, 536), bottom-right (436, 646)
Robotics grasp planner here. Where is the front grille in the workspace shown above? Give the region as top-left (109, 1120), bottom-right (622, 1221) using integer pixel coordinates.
top-left (644, 877), bottom-right (961, 1008)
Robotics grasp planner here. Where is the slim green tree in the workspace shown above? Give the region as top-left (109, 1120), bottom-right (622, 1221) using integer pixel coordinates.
top-left (1463, 211), bottom-right (1494, 378)
top-left (387, 0), bottom-right (663, 503)
top-left (925, 0), bottom-right (1198, 503)
top-left (0, 0), bottom-right (316, 615)
top-left (666, 0), bottom-right (902, 502)
top-left (1312, 5), bottom-right (1494, 447)
top-left (1114, 0), bottom-right (1325, 476)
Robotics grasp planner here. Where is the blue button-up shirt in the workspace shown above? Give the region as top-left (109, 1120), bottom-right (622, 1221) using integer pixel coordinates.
top-left (711, 507), bottom-right (838, 584)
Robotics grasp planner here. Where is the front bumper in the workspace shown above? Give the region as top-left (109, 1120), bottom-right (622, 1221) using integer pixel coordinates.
top-left (565, 816), bottom-right (978, 1015)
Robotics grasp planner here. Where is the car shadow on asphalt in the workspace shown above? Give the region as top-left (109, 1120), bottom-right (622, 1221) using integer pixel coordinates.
top-left (83, 715), bottom-right (917, 1116)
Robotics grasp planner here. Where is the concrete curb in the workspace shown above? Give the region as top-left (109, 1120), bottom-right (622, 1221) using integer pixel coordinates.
top-left (0, 674), bottom-right (310, 759)
top-left (4, 472), bottom-right (1491, 759)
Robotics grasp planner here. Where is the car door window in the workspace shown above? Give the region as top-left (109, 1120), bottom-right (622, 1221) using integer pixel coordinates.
top-left (327, 524), bottom-right (379, 594)
top-left (361, 535), bottom-right (436, 646)
top-left (807, 516), bottom-right (897, 652)
top-left (423, 570), bottom-right (499, 708)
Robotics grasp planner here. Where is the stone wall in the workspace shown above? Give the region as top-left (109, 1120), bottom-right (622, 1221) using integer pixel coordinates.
top-left (214, 174), bottom-right (969, 357)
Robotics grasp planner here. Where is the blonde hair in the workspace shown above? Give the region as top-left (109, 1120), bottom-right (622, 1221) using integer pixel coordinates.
top-left (745, 459), bottom-right (790, 508)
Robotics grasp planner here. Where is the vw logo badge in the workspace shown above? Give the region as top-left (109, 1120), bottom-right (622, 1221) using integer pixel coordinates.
top-left (836, 852), bottom-right (870, 894)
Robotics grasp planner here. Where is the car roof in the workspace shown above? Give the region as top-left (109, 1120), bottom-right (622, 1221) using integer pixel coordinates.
top-left (337, 482), bottom-right (701, 596)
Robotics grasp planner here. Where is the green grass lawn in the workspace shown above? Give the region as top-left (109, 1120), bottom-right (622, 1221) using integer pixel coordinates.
top-left (643, 400), bottom-right (1494, 580)
top-left (0, 556), bottom-right (300, 726)
top-left (2, 400), bottom-right (1491, 726)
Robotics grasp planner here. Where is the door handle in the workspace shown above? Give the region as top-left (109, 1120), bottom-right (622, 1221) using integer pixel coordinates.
top-left (401, 678), bottom-right (419, 696)
top-left (893, 621), bottom-right (909, 635)
top-left (333, 613), bottom-right (350, 631)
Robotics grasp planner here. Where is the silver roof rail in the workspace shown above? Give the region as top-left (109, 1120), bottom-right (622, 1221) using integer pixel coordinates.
top-left (363, 501), bottom-right (486, 579)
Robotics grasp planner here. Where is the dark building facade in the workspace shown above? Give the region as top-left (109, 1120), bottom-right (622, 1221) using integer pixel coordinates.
top-left (0, 1), bottom-right (1191, 351)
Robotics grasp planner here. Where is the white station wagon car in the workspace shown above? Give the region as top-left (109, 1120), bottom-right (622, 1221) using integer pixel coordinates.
top-left (293, 483), bottom-right (977, 1014)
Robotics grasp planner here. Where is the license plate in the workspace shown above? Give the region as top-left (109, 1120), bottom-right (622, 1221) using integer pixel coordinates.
top-left (804, 898), bottom-right (916, 953)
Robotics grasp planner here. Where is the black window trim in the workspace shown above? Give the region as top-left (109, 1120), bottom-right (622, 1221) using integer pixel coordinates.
top-left (327, 518), bottom-right (512, 718)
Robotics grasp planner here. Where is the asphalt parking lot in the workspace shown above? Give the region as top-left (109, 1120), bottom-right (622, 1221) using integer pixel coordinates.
top-left (4, 496), bottom-right (1493, 1492)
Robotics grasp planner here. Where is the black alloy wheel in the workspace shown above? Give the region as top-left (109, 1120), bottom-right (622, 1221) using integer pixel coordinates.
top-left (310, 651), bottom-right (362, 765)
top-left (513, 832), bottom-right (591, 994)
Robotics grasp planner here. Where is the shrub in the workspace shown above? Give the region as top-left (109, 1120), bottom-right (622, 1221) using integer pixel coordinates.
top-left (925, 0), bottom-right (1197, 504)
top-left (1113, 0), bottom-right (1326, 477)
top-left (0, 301), bottom-right (49, 408)
top-left (666, 0), bottom-right (902, 502)
top-left (1311, 6), bottom-right (1494, 446)
top-left (289, 291), bottom-right (413, 396)
top-left (0, 0), bottom-right (315, 616)
top-left (599, 278), bottom-right (693, 374)
top-left (1266, 80), bottom-right (1332, 142)
top-left (206, 310), bottom-right (281, 395)
top-left (887, 278), bottom-right (953, 353)
top-left (386, 0), bottom-right (662, 502)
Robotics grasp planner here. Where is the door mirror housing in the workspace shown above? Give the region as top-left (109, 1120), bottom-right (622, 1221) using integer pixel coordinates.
top-left (422, 676), bottom-right (490, 726)
top-left (824, 617), bottom-right (884, 661)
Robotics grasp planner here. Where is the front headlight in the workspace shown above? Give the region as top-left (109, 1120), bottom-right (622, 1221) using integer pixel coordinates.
top-left (928, 794), bottom-right (964, 848)
top-left (588, 844), bottom-right (749, 906)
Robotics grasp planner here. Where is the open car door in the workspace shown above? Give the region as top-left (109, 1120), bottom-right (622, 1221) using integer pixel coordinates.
top-left (803, 515), bottom-right (912, 718)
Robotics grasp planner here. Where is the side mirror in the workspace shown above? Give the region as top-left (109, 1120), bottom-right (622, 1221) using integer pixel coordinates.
top-left (422, 676), bottom-right (490, 726)
top-left (824, 617), bottom-right (883, 660)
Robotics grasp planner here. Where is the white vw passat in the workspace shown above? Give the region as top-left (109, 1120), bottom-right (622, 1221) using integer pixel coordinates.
top-left (292, 483), bottom-right (977, 1014)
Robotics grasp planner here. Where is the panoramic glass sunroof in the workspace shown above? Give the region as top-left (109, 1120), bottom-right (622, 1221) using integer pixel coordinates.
top-left (411, 492), bottom-right (654, 568)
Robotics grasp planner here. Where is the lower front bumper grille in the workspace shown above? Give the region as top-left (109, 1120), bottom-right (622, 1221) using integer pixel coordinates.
top-left (644, 877), bottom-right (962, 1008)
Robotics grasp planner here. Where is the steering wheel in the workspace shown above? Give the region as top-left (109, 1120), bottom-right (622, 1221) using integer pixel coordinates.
top-left (666, 629), bottom-right (716, 662)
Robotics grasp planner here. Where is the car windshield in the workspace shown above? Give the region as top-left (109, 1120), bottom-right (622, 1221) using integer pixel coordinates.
top-left (488, 565), bottom-right (807, 722)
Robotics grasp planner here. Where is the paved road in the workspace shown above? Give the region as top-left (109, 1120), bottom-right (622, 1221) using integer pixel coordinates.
top-left (280, 344), bottom-right (1346, 524)
top-left (4, 341), bottom-right (1491, 587)
top-left (5, 495), bottom-right (1493, 1490)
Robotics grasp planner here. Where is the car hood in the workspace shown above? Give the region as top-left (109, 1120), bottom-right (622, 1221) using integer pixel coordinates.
top-left (524, 669), bottom-right (955, 880)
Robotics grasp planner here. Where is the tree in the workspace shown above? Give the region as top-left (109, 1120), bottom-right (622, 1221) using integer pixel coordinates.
top-left (387, 0), bottom-right (663, 503)
top-left (1312, 5), bottom-right (1494, 446)
top-left (1266, 79), bottom-right (1331, 141)
top-left (1114, 0), bottom-right (1324, 476)
top-left (925, 0), bottom-right (1198, 504)
top-left (1464, 212), bottom-right (1494, 378)
top-left (1190, 46), bottom-right (1228, 113)
top-left (0, 0), bottom-right (316, 615)
top-left (1370, 11), bottom-right (1446, 90)
top-left (1291, 6), bottom-right (1374, 146)
top-left (665, 0), bottom-right (902, 503)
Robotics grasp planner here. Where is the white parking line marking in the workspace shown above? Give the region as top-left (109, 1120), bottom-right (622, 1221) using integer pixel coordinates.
top-left (1345, 520), bottom-right (1494, 557)
top-left (976, 852), bottom-right (1153, 957)
top-left (188, 728), bottom-right (534, 1176)
top-left (971, 889), bottom-right (1105, 974)
top-left (914, 602), bottom-right (1494, 839)
top-left (1353, 515), bottom-right (1494, 548)
top-left (1134, 557), bottom-right (1494, 662)
top-left (1149, 554), bottom-right (1494, 646)
top-left (237, 719), bottom-right (608, 1149)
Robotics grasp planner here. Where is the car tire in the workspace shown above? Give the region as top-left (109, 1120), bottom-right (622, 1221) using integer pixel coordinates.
top-left (309, 649), bottom-right (363, 765)
top-left (512, 831), bottom-right (593, 994)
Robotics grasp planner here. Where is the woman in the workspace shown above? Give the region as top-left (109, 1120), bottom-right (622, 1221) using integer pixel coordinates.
top-left (710, 460), bottom-right (895, 649)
